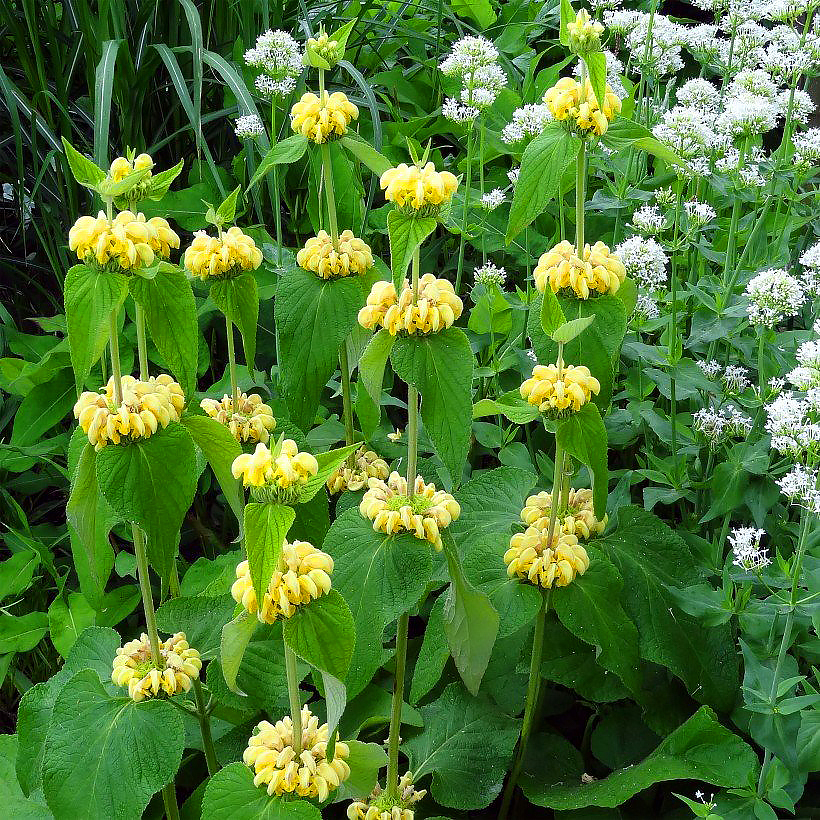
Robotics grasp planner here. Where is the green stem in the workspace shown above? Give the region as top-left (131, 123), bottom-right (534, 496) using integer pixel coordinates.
top-left (339, 340), bottom-right (355, 451)
top-left (480, 122), bottom-right (486, 264)
top-left (498, 591), bottom-right (549, 820)
top-left (161, 784), bottom-right (181, 820)
top-left (320, 142), bottom-right (339, 247)
top-left (270, 102), bottom-right (283, 267)
top-left (719, 136), bottom-right (749, 302)
top-left (387, 612), bottom-right (410, 798)
top-left (545, 439), bottom-right (565, 547)
top-left (135, 303), bottom-right (149, 380)
top-left (108, 309), bottom-right (123, 406)
top-left (455, 122), bottom-right (475, 295)
top-left (133, 524), bottom-right (162, 667)
top-left (284, 644), bottom-right (303, 756)
top-left (225, 311), bottom-right (239, 411)
top-left (575, 141), bottom-right (586, 250)
top-left (406, 247), bottom-right (421, 498)
top-left (669, 178), bottom-right (683, 478)
top-left (193, 678), bottom-right (219, 775)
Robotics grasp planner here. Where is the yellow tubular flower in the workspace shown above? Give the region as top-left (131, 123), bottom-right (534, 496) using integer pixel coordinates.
top-left (183, 226), bottom-right (263, 280)
top-left (359, 471), bottom-right (461, 551)
top-left (533, 239), bottom-right (626, 299)
top-left (74, 373), bottom-right (185, 450)
top-left (520, 488), bottom-right (607, 540)
top-left (327, 446), bottom-right (390, 494)
top-left (111, 632), bottom-right (202, 702)
top-left (380, 162), bottom-right (458, 214)
top-left (520, 362), bottom-right (600, 417)
top-left (231, 540), bottom-right (333, 623)
top-left (358, 274), bottom-right (463, 336)
top-left (504, 529), bottom-right (590, 588)
top-left (200, 392), bottom-right (276, 444)
top-left (231, 440), bottom-right (318, 502)
top-left (347, 772), bottom-right (427, 820)
top-left (244, 707), bottom-right (351, 800)
top-left (543, 78), bottom-right (621, 136)
top-left (290, 91), bottom-right (358, 143)
top-left (297, 230), bottom-right (374, 279)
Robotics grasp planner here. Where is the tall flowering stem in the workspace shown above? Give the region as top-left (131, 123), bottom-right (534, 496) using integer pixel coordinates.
top-left (225, 303), bottom-right (240, 412)
top-left (455, 122), bottom-right (475, 295)
top-left (285, 643), bottom-right (303, 757)
top-left (270, 106), bottom-right (284, 267)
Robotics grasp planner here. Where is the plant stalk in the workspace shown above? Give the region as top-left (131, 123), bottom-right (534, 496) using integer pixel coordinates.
top-left (135, 303), bottom-right (149, 380)
top-left (406, 247), bottom-right (421, 498)
top-left (161, 784), bottom-right (181, 820)
top-left (320, 142), bottom-right (340, 247)
top-left (225, 311), bottom-right (239, 411)
top-left (455, 122), bottom-right (475, 295)
top-left (284, 644), bottom-right (303, 756)
top-left (193, 678), bottom-right (219, 775)
top-left (108, 309), bottom-right (123, 405)
top-left (575, 141), bottom-right (586, 250)
top-left (387, 612), bottom-right (410, 798)
top-left (132, 524), bottom-right (162, 667)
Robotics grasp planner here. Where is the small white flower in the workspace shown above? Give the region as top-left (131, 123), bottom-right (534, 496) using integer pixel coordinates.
top-left (676, 78), bottom-right (720, 112)
top-left (777, 464), bottom-right (820, 513)
top-left (793, 128), bottom-right (820, 168)
top-left (480, 189), bottom-right (505, 210)
top-left (615, 236), bottom-right (667, 292)
top-left (633, 293), bottom-right (660, 321)
top-left (631, 205), bottom-right (668, 235)
top-left (474, 262), bottom-right (506, 288)
top-left (234, 113), bottom-right (265, 139)
top-left (684, 201), bottom-right (716, 229)
top-left (502, 104), bottom-right (552, 144)
top-left (698, 360), bottom-right (722, 379)
top-left (693, 404), bottom-right (753, 447)
top-left (729, 527), bottom-right (771, 571)
top-left (245, 29), bottom-right (302, 98)
top-left (442, 97), bottom-right (479, 123)
top-left (723, 365), bottom-right (751, 393)
top-left (745, 268), bottom-right (805, 327)
top-left (507, 167), bottom-right (520, 185)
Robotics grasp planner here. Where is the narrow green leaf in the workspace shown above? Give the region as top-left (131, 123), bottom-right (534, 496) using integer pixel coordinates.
top-left (145, 159), bottom-right (184, 201)
top-left (600, 118), bottom-right (687, 167)
top-left (216, 185), bottom-right (241, 224)
top-left (220, 610), bottom-right (258, 694)
top-left (559, 0), bottom-right (576, 46)
top-left (93, 41), bottom-right (120, 170)
top-left (10, 370), bottom-right (75, 446)
top-left (0, 549), bottom-right (39, 602)
top-left (60, 138), bottom-right (105, 189)
top-left (210, 273), bottom-right (259, 370)
top-left (552, 314), bottom-right (595, 344)
top-left (340, 135), bottom-right (392, 176)
top-left (297, 443), bottom-right (360, 503)
top-left (472, 390), bottom-right (541, 424)
top-left (330, 19), bottom-right (356, 56)
top-left (47, 593), bottom-right (96, 658)
top-left (387, 211), bottom-right (437, 293)
top-left (248, 135), bottom-right (309, 190)
top-left (321, 671), bottom-right (346, 762)
top-left (583, 50), bottom-right (608, 116)
top-left (0, 612), bottom-right (48, 653)
top-left (244, 503), bottom-right (296, 605)
top-left (540, 286), bottom-right (566, 338)
top-left (556, 403), bottom-right (609, 517)
top-left (357, 328), bottom-right (395, 434)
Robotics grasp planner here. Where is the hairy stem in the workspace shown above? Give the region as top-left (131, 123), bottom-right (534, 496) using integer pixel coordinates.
top-left (225, 311), bottom-right (239, 411)
top-left (387, 612), bottom-right (410, 797)
top-left (406, 247), bottom-right (421, 498)
top-left (108, 308), bottom-right (123, 405)
top-left (284, 644), bottom-right (303, 756)
top-left (575, 141), bottom-right (586, 250)
top-left (135, 303), bottom-right (149, 380)
top-left (320, 142), bottom-right (339, 247)
top-left (193, 678), bottom-right (219, 775)
top-left (133, 524), bottom-right (162, 666)
top-left (161, 784), bottom-right (181, 820)
top-left (455, 122), bottom-right (475, 295)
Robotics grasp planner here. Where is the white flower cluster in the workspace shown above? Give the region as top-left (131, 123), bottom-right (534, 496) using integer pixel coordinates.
top-left (481, 188), bottom-right (505, 210)
top-left (794, 128), bottom-right (820, 169)
top-left (693, 404), bottom-right (754, 447)
top-left (474, 262), bottom-right (506, 288)
top-left (653, 106), bottom-right (717, 160)
top-left (777, 464), bottom-right (820, 513)
top-left (745, 268), bottom-right (804, 327)
top-left (684, 201), bottom-right (716, 229)
top-left (502, 104), bottom-right (553, 144)
top-left (633, 293), bottom-right (660, 321)
top-left (440, 35), bottom-right (506, 111)
top-left (697, 359), bottom-right (723, 379)
top-left (723, 365), bottom-right (751, 393)
top-left (615, 236), bottom-right (667, 292)
top-left (235, 113), bottom-right (265, 139)
top-left (766, 392), bottom-right (820, 455)
top-left (442, 97), bottom-right (479, 123)
top-left (630, 205), bottom-right (668, 236)
top-left (728, 527), bottom-right (771, 571)
top-left (245, 29), bottom-right (303, 97)
top-left (800, 240), bottom-right (820, 296)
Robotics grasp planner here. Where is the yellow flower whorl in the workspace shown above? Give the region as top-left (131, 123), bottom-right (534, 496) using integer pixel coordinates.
top-left (327, 446), bottom-right (389, 494)
top-left (520, 362), bottom-right (600, 417)
top-left (297, 230), bottom-right (374, 279)
top-left (380, 162), bottom-right (458, 213)
top-left (359, 471), bottom-right (461, 551)
top-left (358, 274), bottom-right (463, 336)
top-left (231, 541), bottom-right (333, 623)
top-left (347, 772), bottom-right (427, 820)
top-left (243, 707), bottom-right (351, 800)
top-left (73, 374), bottom-right (185, 450)
top-left (200, 392), bottom-right (276, 444)
top-left (183, 226), bottom-right (263, 280)
top-left (231, 440), bottom-right (318, 491)
top-left (521, 488), bottom-right (607, 540)
top-left (543, 77), bottom-right (621, 136)
top-left (68, 210), bottom-right (179, 270)
top-left (504, 529), bottom-right (590, 588)
top-left (533, 239), bottom-right (626, 300)
top-left (111, 632), bottom-right (202, 702)
top-left (290, 90), bottom-right (358, 143)
top-left (109, 152), bottom-right (155, 183)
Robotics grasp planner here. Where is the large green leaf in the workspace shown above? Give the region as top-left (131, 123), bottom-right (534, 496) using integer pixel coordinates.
top-left (95, 424), bottom-right (197, 578)
top-left (0, 612), bottom-right (48, 653)
top-left (322, 509), bottom-right (434, 698)
top-left (48, 592), bottom-right (96, 658)
top-left (129, 269), bottom-right (198, 398)
top-left (409, 595), bottom-right (450, 704)
top-left (181, 415), bottom-right (244, 528)
top-left (156, 593), bottom-right (236, 659)
top-left (63, 265), bottom-right (128, 391)
top-left (441, 533), bottom-right (499, 695)
top-left (244, 503), bottom-right (295, 605)
top-left (555, 403), bottom-right (608, 518)
top-left (506, 122), bottom-right (580, 242)
top-left (16, 627), bottom-right (120, 795)
top-left (42, 670), bottom-right (184, 820)
top-left (248, 134), bottom-right (309, 189)
top-left (600, 118), bottom-right (686, 168)
top-left (391, 327), bottom-right (474, 487)
top-left (283, 589), bottom-right (355, 679)
top-left (600, 507), bottom-right (739, 711)
top-left (276, 268), bottom-right (362, 430)
top-left (0, 549), bottom-right (39, 602)
top-left (553, 554), bottom-right (643, 700)
top-left (61, 138), bottom-right (105, 189)
top-left (340, 134), bottom-right (392, 176)
top-left (583, 51), bottom-right (607, 116)
top-left (202, 762), bottom-right (321, 820)
top-left (472, 389), bottom-right (541, 424)
top-left (0, 735), bottom-right (51, 820)
top-left (387, 210), bottom-right (437, 293)
top-left (521, 706), bottom-right (758, 809)
top-left (335, 740), bottom-right (389, 802)
top-left (357, 328), bottom-right (395, 434)
top-left (402, 683), bottom-right (520, 810)
top-left (211, 273), bottom-right (259, 370)
top-left (11, 369), bottom-right (76, 446)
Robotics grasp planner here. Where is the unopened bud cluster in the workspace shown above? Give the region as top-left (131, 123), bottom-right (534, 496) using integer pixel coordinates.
top-left (107, 152), bottom-right (155, 202)
top-left (566, 10), bottom-right (604, 54)
top-left (111, 632), bottom-right (202, 701)
top-left (243, 707), bottom-right (350, 800)
top-left (534, 240), bottom-right (626, 299)
top-left (327, 446), bottom-right (390, 494)
top-left (360, 471), bottom-right (461, 550)
top-left (544, 77), bottom-right (621, 136)
top-left (358, 276), bottom-right (463, 336)
top-left (200, 392), bottom-right (276, 444)
top-left (231, 541), bottom-right (333, 622)
top-left (74, 374), bottom-right (185, 450)
top-left (307, 30), bottom-right (342, 65)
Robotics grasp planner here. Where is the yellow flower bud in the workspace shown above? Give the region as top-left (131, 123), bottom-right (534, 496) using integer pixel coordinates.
top-left (543, 77), bottom-right (621, 136)
top-left (290, 91), bottom-right (358, 143)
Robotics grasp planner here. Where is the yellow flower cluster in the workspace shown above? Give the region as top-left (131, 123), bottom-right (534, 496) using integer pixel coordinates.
top-left (358, 275), bottom-right (463, 336)
top-left (543, 77), bottom-right (622, 136)
top-left (68, 210), bottom-right (179, 270)
top-left (327, 446), bottom-right (390, 494)
top-left (534, 240), bottom-right (626, 299)
top-left (360, 471), bottom-right (461, 550)
top-left (244, 707), bottom-right (351, 800)
top-left (297, 230), bottom-right (374, 279)
top-left (290, 91), bottom-right (358, 143)
top-left (183, 227), bottom-right (263, 280)
top-left (231, 541), bottom-right (333, 622)
top-left (200, 392), bottom-right (276, 444)
top-left (566, 9), bottom-right (604, 52)
top-left (111, 632), bottom-right (202, 702)
top-left (347, 772), bottom-right (427, 820)
top-left (109, 153), bottom-right (154, 182)
top-left (520, 488), bottom-right (607, 539)
top-left (74, 374), bottom-right (185, 450)
top-left (231, 440), bottom-right (318, 492)
top-left (380, 162), bottom-right (458, 213)
top-left (504, 530), bottom-right (590, 588)
top-left (520, 362), bottom-right (600, 417)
